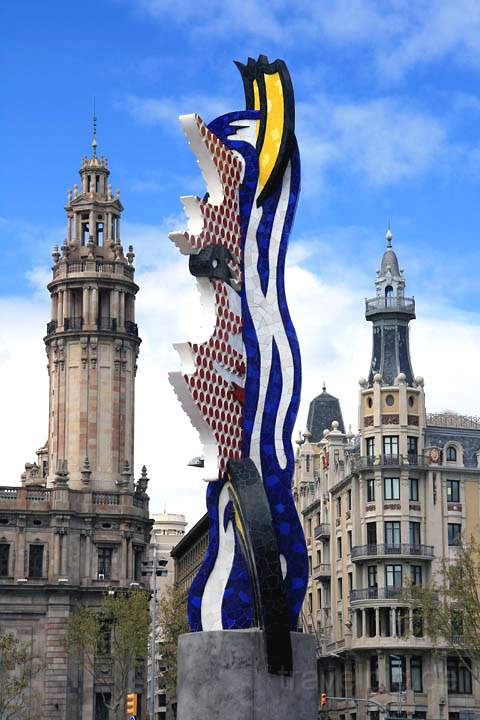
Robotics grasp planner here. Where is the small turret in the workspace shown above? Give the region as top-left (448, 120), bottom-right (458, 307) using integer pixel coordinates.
top-left (365, 228), bottom-right (416, 387)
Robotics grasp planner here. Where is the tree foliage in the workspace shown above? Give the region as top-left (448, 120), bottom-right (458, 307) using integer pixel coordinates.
top-left (413, 536), bottom-right (480, 677)
top-left (156, 585), bottom-right (189, 696)
top-left (67, 590), bottom-right (150, 719)
top-left (0, 629), bottom-right (42, 720)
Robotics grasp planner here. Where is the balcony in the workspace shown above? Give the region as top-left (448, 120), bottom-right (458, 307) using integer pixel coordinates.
top-left (350, 586), bottom-right (404, 602)
top-left (98, 316), bottom-right (117, 332)
top-left (352, 455), bottom-right (427, 472)
top-left (351, 543), bottom-right (434, 562)
top-left (314, 523), bottom-right (330, 540)
top-left (365, 295), bottom-right (415, 319)
top-left (312, 563), bottom-right (331, 580)
top-left (52, 259), bottom-right (134, 280)
top-left (63, 316), bottom-right (83, 331)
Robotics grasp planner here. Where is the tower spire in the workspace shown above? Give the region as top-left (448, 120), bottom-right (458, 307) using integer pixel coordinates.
top-left (92, 97), bottom-right (97, 158)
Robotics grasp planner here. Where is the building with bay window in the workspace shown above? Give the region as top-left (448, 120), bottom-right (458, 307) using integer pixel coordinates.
top-left (294, 229), bottom-right (480, 720)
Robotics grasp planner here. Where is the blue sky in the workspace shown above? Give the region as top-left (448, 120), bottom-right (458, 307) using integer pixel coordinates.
top-left (3, 1), bottom-right (480, 521)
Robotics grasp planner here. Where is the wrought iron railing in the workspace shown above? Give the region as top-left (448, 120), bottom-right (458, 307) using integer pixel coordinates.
top-left (46, 320), bottom-right (57, 335)
top-left (353, 454), bottom-right (426, 471)
top-left (125, 320), bottom-right (138, 337)
top-left (63, 316), bottom-right (83, 331)
top-left (350, 586), bottom-right (403, 601)
top-left (427, 411), bottom-right (480, 429)
top-left (98, 316), bottom-right (117, 332)
top-left (351, 543), bottom-right (434, 559)
top-left (365, 296), bottom-right (415, 315)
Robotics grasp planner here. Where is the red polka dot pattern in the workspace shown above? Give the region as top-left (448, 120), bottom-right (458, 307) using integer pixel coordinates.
top-left (181, 116), bottom-right (245, 477)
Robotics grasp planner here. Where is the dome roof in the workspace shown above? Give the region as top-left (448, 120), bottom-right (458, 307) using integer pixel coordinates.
top-left (306, 386), bottom-right (345, 442)
top-left (380, 248), bottom-right (400, 277)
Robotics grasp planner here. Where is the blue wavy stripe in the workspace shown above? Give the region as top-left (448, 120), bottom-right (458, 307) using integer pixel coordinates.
top-left (186, 112), bottom-right (307, 631)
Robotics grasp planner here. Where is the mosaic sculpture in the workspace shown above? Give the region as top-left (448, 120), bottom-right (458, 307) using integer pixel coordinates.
top-left (169, 55), bottom-right (308, 675)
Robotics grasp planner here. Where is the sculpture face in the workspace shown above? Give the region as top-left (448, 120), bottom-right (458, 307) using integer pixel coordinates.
top-left (169, 56), bottom-right (308, 674)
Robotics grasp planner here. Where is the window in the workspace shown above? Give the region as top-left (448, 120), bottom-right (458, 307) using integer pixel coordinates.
top-left (408, 436), bottom-right (418, 457)
top-left (370, 655), bottom-right (379, 692)
top-left (447, 479), bottom-right (460, 503)
top-left (347, 531), bottom-right (352, 554)
top-left (389, 655), bottom-right (406, 692)
top-left (337, 497), bottom-right (342, 517)
top-left (306, 454), bottom-right (310, 472)
top-left (409, 521), bottom-right (421, 546)
top-left (81, 221), bottom-right (89, 246)
top-left (448, 523), bottom-right (462, 546)
top-left (384, 477), bottom-right (400, 500)
top-left (308, 555), bottom-right (312, 574)
top-left (348, 572), bottom-right (353, 594)
top-left (95, 692), bottom-right (111, 720)
top-left (317, 588), bottom-right (322, 608)
top-left (338, 578), bottom-right (343, 600)
top-left (337, 536), bottom-right (342, 559)
top-left (366, 522), bottom-right (377, 547)
top-left (411, 656), bottom-right (423, 692)
top-left (446, 446), bottom-right (458, 462)
top-left (308, 593), bottom-right (312, 612)
top-left (158, 693), bottom-right (167, 707)
top-left (385, 394), bottom-right (394, 406)
top-left (385, 285), bottom-right (393, 303)
top-left (347, 489), bottom-right (352, 511)
top-left (96, 221), bottom-right (104, 246)
top-left (87, 175), bottom-right (91, 193)
top-left (0, 544), bottom-right (9, 577)
top-left (28, 544), bottom-right (44, 578)
top-left (367, 565), bottom-right (377, 588)
top-left (95, 175), bottom-right (100, 193)
top-left (410, 478), bottom-right (419, 501)
top-left (385, 565), bottom-right (402, 588)
top-left (98, 547), bottom-right (113, 579)
top-left (367, 479), bottom-right (375, 503)
top-left (366, 437), bottom-right (375, 458)
top-left (134, 547), bottom-right (143, 582)
top-left (385, 521), bottom-right (401, 547)
top-left (383, 436), bottom-right (399, 457)
top-left (447, 656), bottom-right (472, 694)
top-left (412, 608), bottom-right (423, 637)
top-left (411, 565), bottom-right (423, 586)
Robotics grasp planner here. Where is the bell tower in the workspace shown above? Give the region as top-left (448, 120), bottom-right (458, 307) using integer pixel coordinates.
top-left (45, 120), bottom-right (140, 490)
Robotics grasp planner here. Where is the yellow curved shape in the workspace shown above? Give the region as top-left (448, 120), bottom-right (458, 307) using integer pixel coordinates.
top-left (258, 72), bottom-right (285, 193)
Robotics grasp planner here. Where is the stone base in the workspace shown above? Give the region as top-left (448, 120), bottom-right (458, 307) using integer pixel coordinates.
top-left (177, 630), bottom-right (318, 720)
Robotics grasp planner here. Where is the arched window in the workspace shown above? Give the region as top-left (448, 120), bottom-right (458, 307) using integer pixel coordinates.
top-left (446, 446), bottom-right (457, 462)
top-left (385, 286), bottom-right (393, 306)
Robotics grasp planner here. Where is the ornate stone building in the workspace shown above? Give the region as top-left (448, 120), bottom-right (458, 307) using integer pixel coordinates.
top-left (0, 130), bottom-right (152, 718)
top-left (294, 230), bottom-right (480, 720)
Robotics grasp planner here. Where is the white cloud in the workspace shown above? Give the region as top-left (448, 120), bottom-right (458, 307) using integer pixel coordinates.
top-left (298, 94), bottom-right (447, 190)
top-left (3, 220), bottom-right (480, 528)
top-left (123, 94), bottom-right (232, 129)
top-left (128, 0), bottom-right (480, 80)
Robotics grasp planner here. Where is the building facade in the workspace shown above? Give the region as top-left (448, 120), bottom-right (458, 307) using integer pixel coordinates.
top-left (171, 514), bottom-right (209, 595)
top-left (294, 230), bottom-right (480, 720)
top-left (0, 131), bottom-right (152, 719)
top-left (146, 513), bottom-right (186, 720)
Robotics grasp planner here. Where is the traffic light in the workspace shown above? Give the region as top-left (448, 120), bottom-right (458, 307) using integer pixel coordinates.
top-left (126, 693), bottom-right (137, 715)
top-left (320, 692), bottom-right (327, 706)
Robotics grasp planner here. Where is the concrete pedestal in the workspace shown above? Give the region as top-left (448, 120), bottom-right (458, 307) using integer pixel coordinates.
top-left (177, 630), bottom-right (318, 720)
